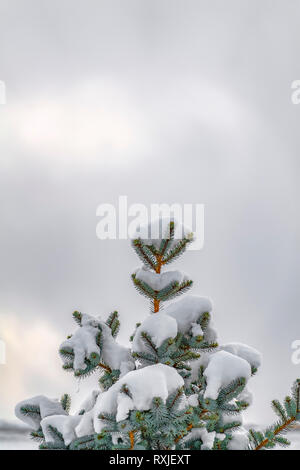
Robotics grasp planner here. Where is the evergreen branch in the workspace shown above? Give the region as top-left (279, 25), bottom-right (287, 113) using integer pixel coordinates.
top-left (120, 384), bottom-right (133, 399)
top-left (156, 282), bottom-right (179, 300)
top-left (274, 436), bottom-right (290, 447)
top-left (72, 311), bottom-right (82, 326)
top-left (173, 350), bottom-right (200, 364)
top-left (254, 417), bottom-right (296, 450)
top-left (198, 341), bottom-right (219, 352)
top-left (39, 441), bottom-right (67, 450)
top-left (156, 280), bottom-right (193, 301)
top-left (162, 238), bottom-right (192, 265)
top-left (271, 399), bottom-right (287, 422)
top-left (70, 434), bottom-right (98, 450)
top-left (74, 360), bottom-right (99, 378)
top-left (132, 350), bottom-right (157, 364)
top-left (132, 239), bottom-right (157, 271)
top-left (147, 244), bottom-right (160, 257)
top-left (47, 425), bottom-right (65, 444)
top-left (159, 221), bottom-right (175, 257)
top-left (174, 423), bottom-right (193, 444)
top-left (30, 428), bottom-right (44, 442)
top-left (199, 311), bottom-right (211, 331)
top-left (252, 380), bottom-right (300, 450)
top-left (141, 331), bottom-right (158, 354)
top-left (20, 405), bottom-right (41, 419)
top-left (131, 274), bottom-right (157, 300)
top-left (167, 387), bottom-right (184, 411)
top-left (96, 330), bottom-right (102, 348)
top-left (59, 347), bottom-right (74, 360)
top-left (292, 379), bottom-right (300, 410)
top-left (217, 378), bottom-right (246, 406)
top-left (60, 394), bottom-right (71, 414)
top-left (106, 311), bottom-right (120, 338)
top-left (98, 412), bottom-right (117, 423)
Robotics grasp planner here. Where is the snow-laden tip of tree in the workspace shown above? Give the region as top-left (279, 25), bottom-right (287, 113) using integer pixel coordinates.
top-left (15, 217), bottom-right (300, 450)
top-left (130, 216), bottom-right (194, 251)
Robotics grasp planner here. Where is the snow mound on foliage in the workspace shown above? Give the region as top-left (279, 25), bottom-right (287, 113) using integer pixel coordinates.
top-left (164, 295), bottom-right (214, 333)
top-left (135, 266), bottom-right (190, 291)
top-left (41, 414), bottom-right (81, 446)
top-left (93, 364), bottom-right (185, 432)
top-left (130, 216), bottom-right (194, 248)
top-left (15, 396), bottom-right (67, 430)
top-left (75, 409), bottom-right (96, 438)
top-left (227, 427), bottom-right (249, 450)
top-left (187, 425), bottom-right (249, 450)
top-left (197, 428), bottom-right (216, 450)
top-left (60, 313), bottom-right (134, 375)
top-left (60, 324), bottom-right (99, 371)
top-left (77, 390), bottom-right (100, 415)
top-left (132, 313), bottom-right (178, 351)
top-left (204, 351), bottom-right (251, 400)
top-left (220, 342), bottom-right (261, 370)
top-left (132, 295), bottom-right (216, 352)
top-left (183, 427), bottom-right (216, 450)
top-left (238, 386), bottom-right (253, 406)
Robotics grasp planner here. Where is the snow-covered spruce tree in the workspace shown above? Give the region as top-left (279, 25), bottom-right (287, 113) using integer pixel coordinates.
top-left (16, 218), bottom-right (300, 450)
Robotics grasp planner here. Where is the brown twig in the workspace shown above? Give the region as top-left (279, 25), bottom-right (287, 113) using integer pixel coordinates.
top-left (98, 362), bottom-right (112, 373)
top-left (153, 255), bottom-right (164, 312)
top-left (129, 431), bottom-right (135, 450)
top-left (254, 417), bottom-right (296, 450)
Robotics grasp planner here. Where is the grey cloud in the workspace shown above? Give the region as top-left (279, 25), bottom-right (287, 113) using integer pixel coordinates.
top-left (0, 0), bottom-right (299, 430)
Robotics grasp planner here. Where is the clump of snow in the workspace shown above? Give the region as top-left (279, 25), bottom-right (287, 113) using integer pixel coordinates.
top-left (15, 396), bottom-right (67, 430)
top-left (187, 394), bottom-right (199, 407)
top-left (198, 429), bottom-right (216, 450)
top-left (93, 364), bottom-right (185, 431)
top-left (75, 409), bottom-right (95, 438)
top-left (41, 414), bottom-right (81, 446)
top-left (204, 351), bottom-right (251, 400)
top-left (227, 427), bottom-right (249, 450)
top-left (98, 321), bottom-right (134, 374)
top-left (77, 390), bottom-right (100, 415)
top-left (60, 323), bottom-right (99, 371)
top-left (132, 294), bottom-right (216, 352)
top-left (183, 423), bottom-right (248, 450)
top-left (222, 412), bottom-right (243, 427)
top-left (191, 323), bottom-right (203, 337)
top-left (74, 390), bottom-right (102, 438)
top-left (183, 428), bottom-right (216, 450)
top-left (132, 313), bottom-right (178, 351)
top-left (130, 216), bottom-right (194, 249)
top-left (164, 295), bottom-right (214, 335)
top-left (134, 266), bottom-right (189, 291)
top-left (60, 313), bottom-right (134, 375)
top-left (220, 342), bottom-right (261, 370)
top-left (238, 386), bottom-right (253, 406)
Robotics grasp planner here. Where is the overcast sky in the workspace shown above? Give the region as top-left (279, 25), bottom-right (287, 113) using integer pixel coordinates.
top-left (0, 0), bottom-right (300, 432)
